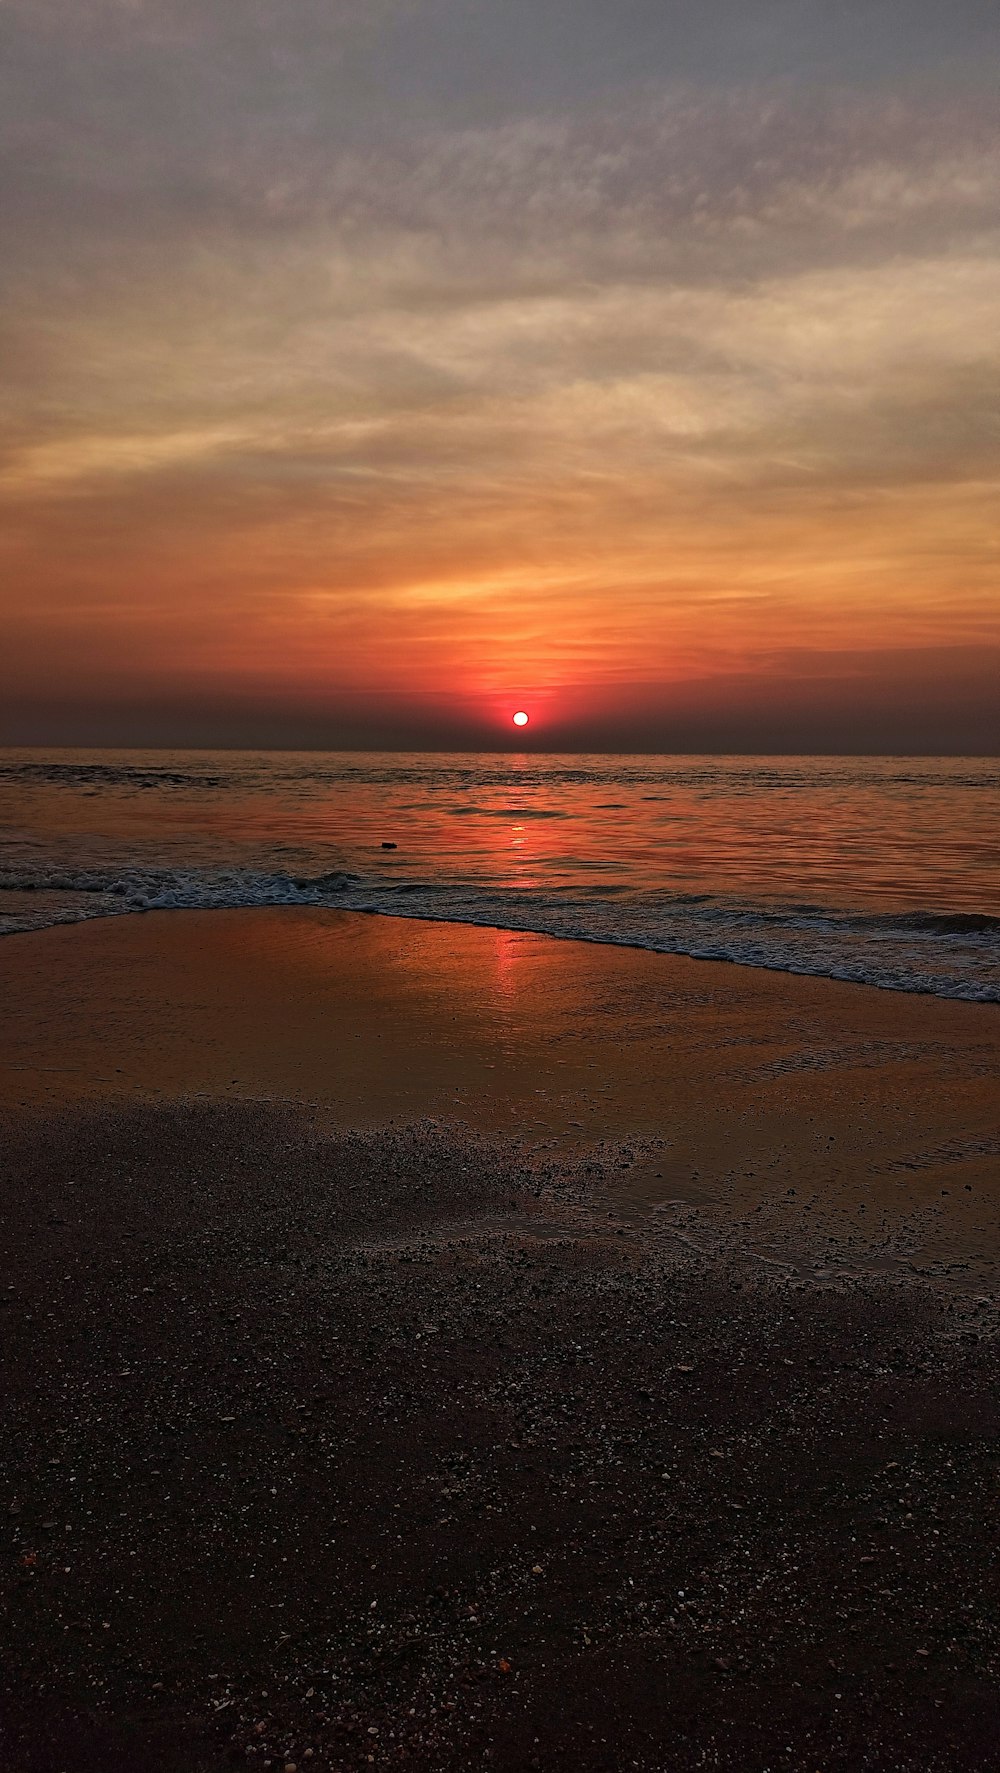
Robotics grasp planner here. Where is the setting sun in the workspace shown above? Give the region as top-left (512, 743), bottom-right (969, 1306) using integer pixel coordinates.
top-left (2, 3), bottom-right (999, 1764)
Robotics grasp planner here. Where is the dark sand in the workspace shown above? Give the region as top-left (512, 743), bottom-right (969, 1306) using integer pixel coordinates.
top-left (2, 910), bottom-right (999, 1770)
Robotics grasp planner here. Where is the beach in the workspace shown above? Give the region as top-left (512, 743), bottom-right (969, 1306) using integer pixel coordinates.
top-left (3, 908), bottom-right (999, 1284)
top-left (5, 0), bottom-right (1000, 1747)
top-left (2, 910), bottom-right (1000, 1770)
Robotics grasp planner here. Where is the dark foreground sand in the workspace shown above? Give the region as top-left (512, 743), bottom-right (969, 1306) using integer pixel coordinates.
top-left (2, 911), bottom-right (1000, 1771)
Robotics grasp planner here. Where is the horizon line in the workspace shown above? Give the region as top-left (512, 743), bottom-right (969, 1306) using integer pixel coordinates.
top-left (2, 743), bottom-right (998, 761)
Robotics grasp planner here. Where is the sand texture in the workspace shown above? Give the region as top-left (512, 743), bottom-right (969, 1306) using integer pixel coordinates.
top-left (1, 910), bottom-right (999, 1770)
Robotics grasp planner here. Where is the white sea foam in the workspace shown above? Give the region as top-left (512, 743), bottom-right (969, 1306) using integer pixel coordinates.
top-left (1, 862), bottom-right (998, 1002)
top-left (1, 750), bottom-right (996, 999)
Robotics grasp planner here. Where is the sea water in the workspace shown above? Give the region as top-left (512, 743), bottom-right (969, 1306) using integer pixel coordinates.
top-left (0, 750), bottom-right (997, 1000)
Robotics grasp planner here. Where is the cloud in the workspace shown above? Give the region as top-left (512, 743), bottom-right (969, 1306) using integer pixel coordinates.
top-left (1, 0), bottom-right (998, 746)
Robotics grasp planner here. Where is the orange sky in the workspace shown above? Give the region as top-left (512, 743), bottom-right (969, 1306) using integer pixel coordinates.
top-left (1, 2), bottom-right (998, 750)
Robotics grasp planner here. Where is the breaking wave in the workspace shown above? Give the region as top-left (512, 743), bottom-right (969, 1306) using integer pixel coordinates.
top-left (2, 863), bottom-right (998, 1003)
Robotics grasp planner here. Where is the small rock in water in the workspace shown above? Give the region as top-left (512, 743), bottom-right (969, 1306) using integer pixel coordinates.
top-left (381, 841), bottom-right (397, 850)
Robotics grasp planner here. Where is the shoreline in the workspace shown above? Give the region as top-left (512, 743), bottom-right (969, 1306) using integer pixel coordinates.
top-left (2, 890), bottom-right (998, 1007)
top-left (2, 909), bottom-right (999, 1768)
top-left (1, 906), bottom-right (997, 1285)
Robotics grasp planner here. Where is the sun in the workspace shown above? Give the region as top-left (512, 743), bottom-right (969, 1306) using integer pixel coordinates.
top-left (512, 710), bottom-right (529, 727)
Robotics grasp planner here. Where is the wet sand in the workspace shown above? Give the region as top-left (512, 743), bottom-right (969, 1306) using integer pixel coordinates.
top-left (1, 910), bottom-right (1000, 1770)
top-left (2, 908), bottom-right (998, 1282)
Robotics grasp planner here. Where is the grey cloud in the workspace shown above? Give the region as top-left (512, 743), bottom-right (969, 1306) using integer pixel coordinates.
top-left (3, 0), bottom-right (999, 223)
top-left (2, 0), bottom-right (998, 753)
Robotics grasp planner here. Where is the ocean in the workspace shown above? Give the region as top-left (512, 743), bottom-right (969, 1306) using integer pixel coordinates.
top-left (1, 749), bottom-right (997, 1001)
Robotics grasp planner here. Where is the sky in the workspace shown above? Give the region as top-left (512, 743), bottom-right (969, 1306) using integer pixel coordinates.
top-left (1, 0), bottom-right (998, 752)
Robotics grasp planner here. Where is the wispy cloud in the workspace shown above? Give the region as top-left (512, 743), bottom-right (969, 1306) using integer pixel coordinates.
top-left (1, 1), bottom-right (998, 745)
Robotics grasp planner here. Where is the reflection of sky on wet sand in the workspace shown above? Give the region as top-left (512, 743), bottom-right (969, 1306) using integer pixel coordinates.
top-left (492, 928), bottom-right (523, 1003)
top-left (2, 906), bottom-right (999, 1284)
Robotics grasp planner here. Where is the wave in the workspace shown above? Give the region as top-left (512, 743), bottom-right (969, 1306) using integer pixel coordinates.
top-left (2, 756), bottom-right (998, 795)
top-left (892, 910), bottom-right (1000, 935)
top-left (1, 864), bottom-right (998, 1003)
top-left (0, 760), bottom-right (229, 791)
